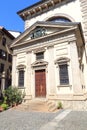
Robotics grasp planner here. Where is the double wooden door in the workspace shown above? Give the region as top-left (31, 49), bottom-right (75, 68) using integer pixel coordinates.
top-left (35, 69), bottom-right (46, 97)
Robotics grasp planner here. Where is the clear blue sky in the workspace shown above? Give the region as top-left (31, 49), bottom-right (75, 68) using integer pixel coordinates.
top-left (0, 0), bottom-right (40, 32)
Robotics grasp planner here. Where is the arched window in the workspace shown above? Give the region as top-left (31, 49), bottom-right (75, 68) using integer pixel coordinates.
top-left (47, 16), bottom-right (71, 23)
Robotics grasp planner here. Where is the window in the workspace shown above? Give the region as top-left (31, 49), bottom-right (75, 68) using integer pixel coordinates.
top-left (2, 37), bottom-right (6, 46)
top-left (9, 66), bottom-right (12, 72)
top-left (47, 16), bottom-right (71, 23)
top-left (0, 63), bottom-right (4, 73)
top-left (8, 54), bottom-right (12, 62)
top-left (59, 64), bottom-right (69, 85)
top-left (18, 70), bottom-right (24, 87)
top-left (36, 52), bottom-right (44, 60)
top-left (0, 49), bottom-right (7, 60)
top-left (6, 66), bottom-right (12, 76)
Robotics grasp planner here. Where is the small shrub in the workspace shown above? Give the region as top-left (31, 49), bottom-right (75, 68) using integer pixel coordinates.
top-left (3, 86), bottom-right (25, 106)
top-left (57, 101), bottom-right (63, 109)
top-left (1, 103), bottom-right (9, 110)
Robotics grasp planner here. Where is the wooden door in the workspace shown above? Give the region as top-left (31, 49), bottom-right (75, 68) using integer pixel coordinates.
top-left (35, 70), bottom-right (46, 97)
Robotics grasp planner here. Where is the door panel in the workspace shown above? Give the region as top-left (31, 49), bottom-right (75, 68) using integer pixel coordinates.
top-left (35, 70), bottom-right (46, 97)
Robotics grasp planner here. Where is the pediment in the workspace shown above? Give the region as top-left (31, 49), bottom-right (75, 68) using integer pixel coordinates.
top-left (24, 26), bottom-right (47, 41)
top-left (16, 64), bottom-right (26, 69)
top-left (31, 60), bottom-right (48, 67)
top-left (55, 57), bottom-right (70, 64)
top-left (11, 21), bottom-right (80, 48)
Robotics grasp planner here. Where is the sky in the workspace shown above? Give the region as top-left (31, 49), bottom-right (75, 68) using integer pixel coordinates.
top-left (0, 0), bottom-right (40, 32)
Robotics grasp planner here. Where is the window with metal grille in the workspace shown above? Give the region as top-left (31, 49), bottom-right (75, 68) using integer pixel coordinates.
top-left (59, 64), bottom-right (69, 85)
top-left (18, 70), bottom-right (24, 87)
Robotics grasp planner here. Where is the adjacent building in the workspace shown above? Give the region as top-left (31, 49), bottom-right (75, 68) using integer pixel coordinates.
top-left (11, 0), bottom-right (87, 109)
top-left (0, 26), bottom-right (15, 93)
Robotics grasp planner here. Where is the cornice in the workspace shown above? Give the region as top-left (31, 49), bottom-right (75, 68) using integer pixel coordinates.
top-left (17, 0), bottom-right (72, 21)
top-left (12, 30), bottom-right (76, 56)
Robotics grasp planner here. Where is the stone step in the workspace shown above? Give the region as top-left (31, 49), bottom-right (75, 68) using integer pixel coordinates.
top-left (47, 101), bottom-right (57, 112)
top-left (13, 99), bottom-right (58, 112)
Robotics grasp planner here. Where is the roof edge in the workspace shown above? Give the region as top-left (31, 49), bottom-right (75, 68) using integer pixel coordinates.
top-left (0, 26), bottom-right (15, 39)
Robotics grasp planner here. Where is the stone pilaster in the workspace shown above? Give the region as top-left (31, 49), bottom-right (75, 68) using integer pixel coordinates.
top-left (25, 52), bottom-right (32, 96)
top-left (79, 0), bottom-right (87, 91)
top-left (79, 0), bottom-right (87, 43)
top-left (47, 46), bottom-right (56, 95)
top-left (70, 41), bottom-right (82, 93)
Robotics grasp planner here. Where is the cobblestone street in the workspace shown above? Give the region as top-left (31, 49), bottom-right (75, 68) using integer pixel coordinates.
top-left (0, 109), bottom-right (60, 130)
top-left (0, 109), bottom-right (87, 130)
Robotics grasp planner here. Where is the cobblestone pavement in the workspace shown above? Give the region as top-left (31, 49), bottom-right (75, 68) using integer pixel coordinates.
top-left (57, 110), bottom-right (87, 130)
top-left (0, 109), bottom-right (62, 130)
top-left (0, 109), bottom-right (87, 130)
top-left (40, 110), bottom-right (87, 130)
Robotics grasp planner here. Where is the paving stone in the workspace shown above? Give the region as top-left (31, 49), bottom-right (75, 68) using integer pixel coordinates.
top-left (0, 109), bottom-right (60, 130)
top-left (0, 109), bottom-right (87, 130)
top-left (57, 111), bottom-right (87, 130)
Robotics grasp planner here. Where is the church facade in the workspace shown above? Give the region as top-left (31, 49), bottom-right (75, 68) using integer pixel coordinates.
top-left (11, 0), bottom-right (87, 109)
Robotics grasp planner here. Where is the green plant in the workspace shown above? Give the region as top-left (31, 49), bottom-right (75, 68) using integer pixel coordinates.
top-left (1, 103), bottom-right (9, 110)
top-left (57, 101), bottom-right (63, 109)
top-left (3, 86), bottom-right (25, 106)
top-left (3, 96), bottom-right (7, 104)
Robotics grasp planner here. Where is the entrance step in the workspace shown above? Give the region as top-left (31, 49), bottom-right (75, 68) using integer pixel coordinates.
top-left (13, 99), bottom-right (58, 112)
top-left (47, 100), bottom-right (57, 112)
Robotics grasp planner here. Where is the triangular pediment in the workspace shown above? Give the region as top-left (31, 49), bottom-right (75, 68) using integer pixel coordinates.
top-left (22, 26), bottom-right (65, 42)
top-left (11, 21), bottom-right (81, 48)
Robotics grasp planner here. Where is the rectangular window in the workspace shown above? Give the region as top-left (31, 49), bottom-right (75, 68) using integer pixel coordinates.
top-left (8, 54), bottom-right (12, 62)
top-left (36, 52), bottom-right (44, 60)
top-left (0, 63), bottom-right (4, 73)
top-left (18, 70), bottom-right (24, 87)
top-left (2, 50), bottom-right (7, 60)
top-left (2, 37), bottom-right (6, 46)
top-left (59, 64), bottom-right (69, 85)
top-left (0, 49), bottom-right (7, 60)
top-left (9, 66), bottom-right (12, 72)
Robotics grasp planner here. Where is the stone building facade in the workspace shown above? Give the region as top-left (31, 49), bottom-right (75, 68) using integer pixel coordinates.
top-left (11, 0), bottom-right (87, 109)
